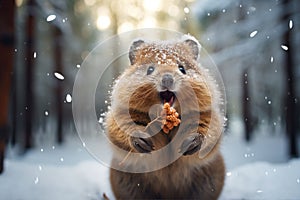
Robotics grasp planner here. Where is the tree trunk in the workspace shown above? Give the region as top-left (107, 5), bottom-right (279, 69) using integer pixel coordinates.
top-left (11, 69), bottom-right (17, 146)
top-left (0, 0), bottom-right (15, 174)
top-left (242, 68), bottom-right (252, 141)
top-left (54, 27), bottom-right (64, 144)
top-left (282, 0), bottom-right (298, 158)
top-left (24, 0), bottom-right (36, 150)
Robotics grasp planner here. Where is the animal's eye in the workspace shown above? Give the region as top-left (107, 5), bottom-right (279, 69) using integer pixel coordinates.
top-left (178, 65), bottom-right (186, 74)
top-left (147, 66), bottom-right (155, 75)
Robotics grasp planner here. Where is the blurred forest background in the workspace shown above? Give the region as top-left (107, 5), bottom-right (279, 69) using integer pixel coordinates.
top-left (0, 0), bottom-right (299, 174)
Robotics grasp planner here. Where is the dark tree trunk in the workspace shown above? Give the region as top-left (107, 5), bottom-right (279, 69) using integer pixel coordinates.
top-left (242, 68), bottom-right (252, 141)
top-left (54, 27), bottom-right (64, 144)
top-left (24, 0), bottom-right (36, 150)
top-left (282, 0), bottom-right (298, 158)
top-left (0, 0), bottom-right (15, 174)
top-left (11, 70), bottom-right (17, 146)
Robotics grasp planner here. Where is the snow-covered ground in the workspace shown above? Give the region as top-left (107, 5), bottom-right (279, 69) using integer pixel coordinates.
top-left (0, 136), bottom-right (113, 200)
top-left (1, 124), bottom-right (300, 200)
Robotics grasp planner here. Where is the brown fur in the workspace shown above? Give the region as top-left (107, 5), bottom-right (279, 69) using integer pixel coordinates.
top-left (106, 38), bottom-right (225, 199)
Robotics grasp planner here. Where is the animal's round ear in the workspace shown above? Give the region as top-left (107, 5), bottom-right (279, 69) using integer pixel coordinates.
top-left (129, 39), bottom-right (145, 65)
top-left (183, 39), bottom-right (200, 60)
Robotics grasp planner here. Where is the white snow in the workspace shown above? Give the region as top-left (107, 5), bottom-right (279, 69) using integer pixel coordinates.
top-left (220, 119), bottom-right (300, 199)
top-left (0, 159), bottom-right (112, 200)
top-left (46, 15), bottom-right (56, 22)
top-left (281, 45), bottom-right (289, 51)
top-left (220, 159), bottom-right (300, 199)
top-left (66, 94), bottom-right (72, 103)
top-left (54, 72), bottom-right (65, 80)
top-left (1, 139), bottom-right (113, 200)
top-left (184, 7), bottom-right (190, 14)
top-left (249, 30), bottom-right (258, 38)
top-left (289, 20), bottom-right (293, 29)
top-left (1, 127), bottom-right (299, 200)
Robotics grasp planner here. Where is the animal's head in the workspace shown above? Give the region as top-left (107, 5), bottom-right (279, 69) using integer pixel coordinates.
top-left (111, 36), bottom-right (212, 115)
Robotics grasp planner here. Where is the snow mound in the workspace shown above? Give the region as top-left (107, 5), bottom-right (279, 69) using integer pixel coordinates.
top-left (0, 160), bottom-right (113, 200)
top-left (221, 159), bottom-right (300, 199)
top-left (1, 134), bottom-right (299, 199)
top-left (1, 156), bottom-right (300, 199)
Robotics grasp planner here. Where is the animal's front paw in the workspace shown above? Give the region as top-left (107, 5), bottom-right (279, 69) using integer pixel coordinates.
top-left (179, 133), bottom-right (204, 156)
top-left (130, 130), bottom-right (154, 153)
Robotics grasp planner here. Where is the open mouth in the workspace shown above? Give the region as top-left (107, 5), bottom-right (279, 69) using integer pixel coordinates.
top-left (159, 91), bottom-right (176, 106)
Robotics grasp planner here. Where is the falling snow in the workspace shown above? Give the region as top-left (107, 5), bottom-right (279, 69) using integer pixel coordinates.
top-left (34, 177), bottom-right (39, 184)
top-left (250, 30), bottom-right (258, 38)
top-left (265, 171), bottom-right (269, 176)
top-left (289, 20), bottom-right (293, 29)
top-left (2, 1), bottom-right (300, 199)
top-left (183, 7), bottom-right (190, 14)
top-left (281, 45), bottom-right (288, 51)
top-left (66, 94), bottom-right (72, 103)
top-left (46, 14), bottom-right (56, 22)
top-left (98, 117), bottom-right (104, 124)
top-left (54, 72), bottom-right (65, 80)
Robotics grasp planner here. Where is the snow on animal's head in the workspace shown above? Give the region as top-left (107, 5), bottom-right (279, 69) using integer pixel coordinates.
top-left (128, 35), bottom-right (201, 65)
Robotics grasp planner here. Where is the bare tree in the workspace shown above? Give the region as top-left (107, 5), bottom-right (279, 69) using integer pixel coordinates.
top-left (242, 68), bottom-right (254, 141)
top-left (24, 0), bottom-right (37, 150)
top-left (0, 0), bottom-right (15, 173)
top-left (54, 26), bottom-right (64, 144)
top-left (282, 0), bottom-right (298, 158)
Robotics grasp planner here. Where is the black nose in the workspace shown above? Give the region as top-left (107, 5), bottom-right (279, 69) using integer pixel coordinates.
top-left (161, 73), bottom-right (174, 90)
